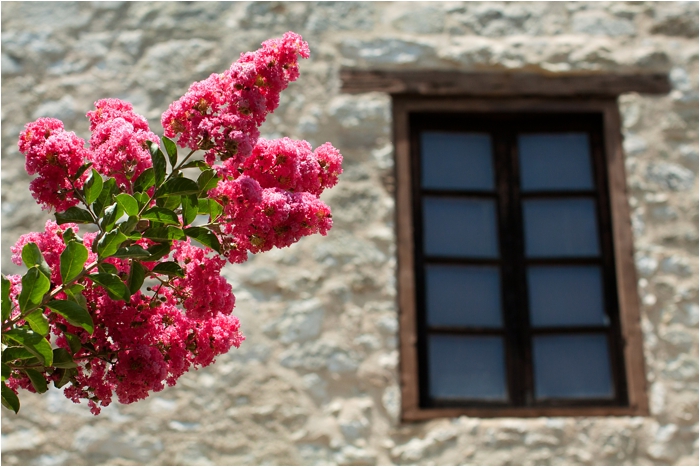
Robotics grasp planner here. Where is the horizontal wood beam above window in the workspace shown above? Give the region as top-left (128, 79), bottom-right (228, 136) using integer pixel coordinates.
top-left (340, 69), bottom-right (671, 96)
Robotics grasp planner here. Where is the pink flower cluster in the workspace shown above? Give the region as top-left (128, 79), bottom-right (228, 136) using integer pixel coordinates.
top-left (207, 137), bottom-right (341, 263)
top-left (18, 100), bottom-right (159, 209)
top-left (59, 286), bottom-right (242, 413)
top-left (161, 32), bottom-right (310, 172)
top-left (170, 240), bottom-right (236, 319)
top-left (18, 118), bottom-right (90, 211)
top-left (87, 99), bottom-right (159, 189)
top-left (242, 138), bottom-right (343, 195)
top-left (6, 224), bottom-right (243, 414)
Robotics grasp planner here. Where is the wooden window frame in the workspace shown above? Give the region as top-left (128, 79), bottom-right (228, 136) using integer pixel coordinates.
top-left (393, 96), bottom-right (649, 420)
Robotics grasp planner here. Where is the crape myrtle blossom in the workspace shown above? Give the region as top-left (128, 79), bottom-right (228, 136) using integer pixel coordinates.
top-left (161, 32), bottom-right (310, 172)
top-left (18, 118), bottom-right (91, 212)
top-left (208, 136), bottom-right (341, 264)
top-left (87, 99), bottom-right (159, 189)
top-left (3, 32), bottom-right (340, 416)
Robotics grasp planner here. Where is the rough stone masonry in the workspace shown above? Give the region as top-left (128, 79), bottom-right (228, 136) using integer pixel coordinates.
top-left (1, 2), bottom-right (698, 465)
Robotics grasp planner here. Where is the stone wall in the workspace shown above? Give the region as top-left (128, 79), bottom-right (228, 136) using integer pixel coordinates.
top-left (1, 2), bottom-right (697, 465)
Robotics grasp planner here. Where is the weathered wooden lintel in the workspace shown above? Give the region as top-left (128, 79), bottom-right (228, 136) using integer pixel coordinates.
top-left (340, 69), bottom-right (671, 96)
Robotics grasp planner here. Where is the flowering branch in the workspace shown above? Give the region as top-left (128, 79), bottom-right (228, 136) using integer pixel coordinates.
top-left (1, 32), bottom-right (342, 415)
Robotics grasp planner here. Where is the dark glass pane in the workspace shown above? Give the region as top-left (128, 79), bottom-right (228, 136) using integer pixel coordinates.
top-left (519, 133), bottom-right (594, 191)
top-left (528, 266), bottom-right (608, 327)
top-left (423, 197), bottom-right (499, 258)
top-left (421, 132), bottom-right (494, 191)
top-left (523, 199), bottom-right (600, 257)
top-left (428, 335), bottom-right (507, 400)
top-left (426, 265), bottom-right (502, 327)
top-left (532, 334), bottom-right (614, 399)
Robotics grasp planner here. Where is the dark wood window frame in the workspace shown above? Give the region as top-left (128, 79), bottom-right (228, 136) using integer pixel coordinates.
top-left (341, 70), bottom-right (669, 420)
top-left (393, 96), bottom-right (650, 420)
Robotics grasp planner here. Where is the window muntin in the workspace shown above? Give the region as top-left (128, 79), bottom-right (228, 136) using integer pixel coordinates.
top-left (411, 112), bottom-right (627, 409)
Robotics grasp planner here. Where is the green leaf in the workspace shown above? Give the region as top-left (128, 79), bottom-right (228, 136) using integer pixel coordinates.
top-left (47, 300), bottom-right (94, 334)
top-left (84, 169), bottom-right (104, 205)
top-left (56, 207), bottom-right (93, 225)
top-left (2, 275), bottom-right (12, 322)
top-left (92, 177), bottom-right (117, 217)
top-left (21, 243), bottom-right (52, 279)
top-left (119, 215), bottom-right (139, 234)
top-left (156, 178), bottom-right (199, 198)
top-left (162, 136), bottom-right (178, 168)
top-left (97, 263), bottom-right (119, 275)
top-left (142, 226), bottom-right (186, 242)
top-left (100, 202), bottom-right (122, 231)
top-left (88, 273), bottom-right (130, 302)
top-left (65, 288), bottom-right (88, 311)
top-left (54, 367), bottom-right (77, 389)
top-left (181, 194), bottom-right (198, 226)
top-left (2, 382), bottom-right (20, 413)
top-left (149, 141), bottom-right (167, 187)
top-left (133, 168), bottom-right (156, 193)
top-left (127, 262), bottom-right (146, 295)
top-left (97, 229), bottom-right (127, 259)
top-left (3, 329), bottom-right (53, 366)
top-left (18, 267), bottom-right (50, 313)
top-left (115, 193), bottom-right (139, 217)
top-left (179, 160), bottom-right (209, 171)
top-left (198, 198), bottom-right (223, 221)
top-left (184, 227), bottom-right (221, 253)
top-left (64, 333), bottom-right (82, 355)
top-left (112, 245), bottom-right (151, 259)
top-left (60, 241), bottom-right (88, 284)
top-left (160, 194), bottom-right (182, 211)
top-left (132, 191), bottom-right (151, 209)
top-left (52, 348), bottom-right (78, 369)
top-left (61, 227), bottom-right (80, 244)
top-left (146, 242), bottom-right (172, 261)
top-left (24, 369), bottom-right (48, 394)
top-left (151, 261), bottom-right (185, 278)
top-left (197, 169), bottom-right (221, 194)
top-left (142, 207), bottom-right (180, 225)
top-left (1, 347), bottom-right (34, 363)
top-left (1, 362), bottom-right (10, 382)
top-left (25, 309), bottom-right (49, 336)
top-left (74, 162), bottom-right (94, 180)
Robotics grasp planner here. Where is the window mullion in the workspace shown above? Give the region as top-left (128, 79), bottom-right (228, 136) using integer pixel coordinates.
top-left (494, 125), bottom-right (524, 407)
top-left (507, 124), bottom-right (537, 407)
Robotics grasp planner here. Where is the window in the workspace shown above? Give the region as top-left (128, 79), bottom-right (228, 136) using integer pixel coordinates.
top-left (392, 97), bottom-right (650, 420)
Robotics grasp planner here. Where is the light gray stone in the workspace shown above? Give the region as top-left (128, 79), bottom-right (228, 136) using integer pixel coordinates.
top-left (335, 445), bottom-right (377, 465)
top-left (1, 429), bottom-right (46, 452)
top-left (31, 95), bottom-right (77, 122)
top-left (572, 11), bottom-right (636, 36)
top-left (302, 373), bottom-right (328, 401)
top-left (265, 298), bottom-right (325, 344)
top-left (659, 255), bottom-right (693, 277)
top-left (651, 3), bottom-right (699, 37)
top-left (339, 37), bottom-right (438, 66)
top-left (623, 134), bottom-right (648, 156)
top-left (305, 2), bottom-right (374, 32)
top-left (636, 254), bottom-right (659, 277)
top-left (1, 54), bottom-right (22, 75)
top-left (72, 425), bottom-right (163, 463)
top-left (381, 385), bottom-right (400, 421)
top-left (646, 162), bottom-right (696, 191)
top-left (392, 8), bottom-right (446, 34)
